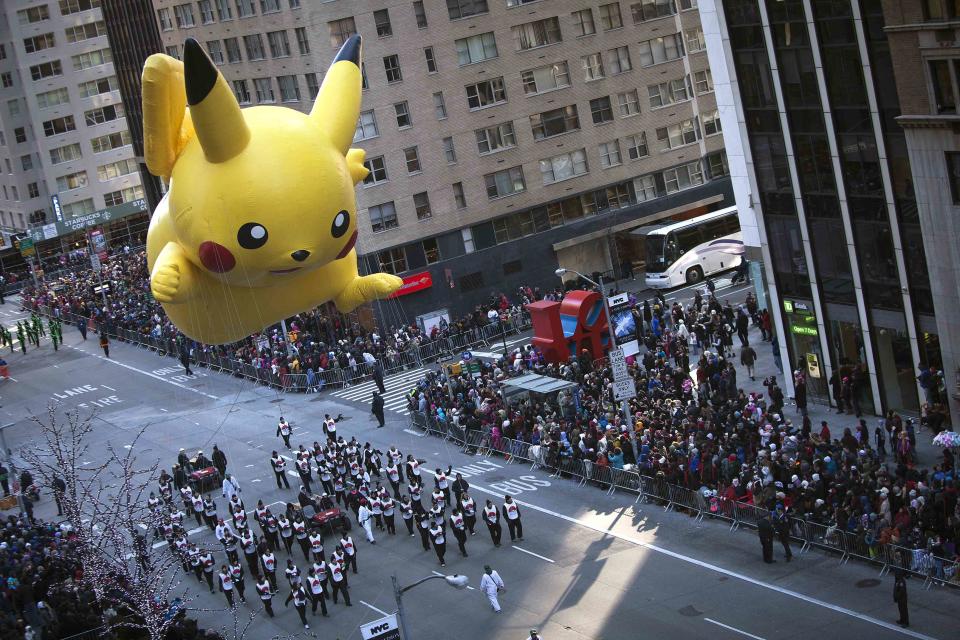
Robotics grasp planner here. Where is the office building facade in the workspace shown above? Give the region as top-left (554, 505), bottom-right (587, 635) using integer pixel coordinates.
top-left (0, 0), bottom-right (145, 242)
top-left (702, 0), bottom-right (946, 420)
top-left (152, 0), bottom-right (733, 319)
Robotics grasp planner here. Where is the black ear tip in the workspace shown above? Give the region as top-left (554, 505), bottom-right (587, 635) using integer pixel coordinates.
top-left (183, 38), bottom-right (218, 106)
top-left (333, 34), bottom-right (362, 67)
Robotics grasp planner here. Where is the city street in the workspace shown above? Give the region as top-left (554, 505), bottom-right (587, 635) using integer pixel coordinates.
top-left (1, 289), bottom-right (955, 640)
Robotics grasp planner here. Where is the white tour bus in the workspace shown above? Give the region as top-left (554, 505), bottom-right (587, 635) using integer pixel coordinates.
top-left (643, 206), bottom-right (743, 289)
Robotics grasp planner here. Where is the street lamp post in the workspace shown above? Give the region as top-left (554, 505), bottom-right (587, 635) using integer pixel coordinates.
top-left (0, 423), bottom-right (26, 516)
top-left (392, 573), bottom-right (469, 639)
top-left (555, 268), bottom-right (635, 451)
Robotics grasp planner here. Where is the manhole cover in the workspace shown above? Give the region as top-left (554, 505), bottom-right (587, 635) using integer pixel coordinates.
top-left (855, 579), bottom-right (881, 588)
top-left (678, 605), bottom-right (703, 617)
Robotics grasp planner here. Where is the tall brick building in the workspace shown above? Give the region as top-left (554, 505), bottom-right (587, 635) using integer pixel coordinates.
top-left (151, 0), bottom-right (733, 320)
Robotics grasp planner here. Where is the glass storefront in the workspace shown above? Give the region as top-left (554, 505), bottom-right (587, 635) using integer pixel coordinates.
top-left (873, 327), bottom-right (919, 415)
top-left (831, 320), bottom-right (875, 416)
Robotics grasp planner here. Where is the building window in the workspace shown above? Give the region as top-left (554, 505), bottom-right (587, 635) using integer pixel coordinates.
top-left (104, 185), bottom-right (144, 207)
top-left (374, 9), bottom-right (393, 37)
top-left (638, 33), bottom-right (685, 66)
top-left (540, 149), bottom-right (588, 184)
top-left (404, 146), bottom-right (421, 173)
top-left (216, 0), bottom-right (233, 20)
top-left (599, 3), bottom-right (623, 30)
top-left (23, 33), bottom-right (56, 54)
top-left (608, 46), bottom-right (632, 75)
top-left (439, 137), bottom-right (456, 164)
top-left (173, 3), bottom-right (195, 28)
top-left (27, 182), bottom-right (40, 199)
top-left (590, 97), bottom-right (614, 124)
top-left (598, 140), bottom-right (622, 168)
top-left (634, 174), bottom-right (658, 201)
top-left (37, 88), bottom-right (70, 109)
top-left (656, 117), bottom-right (700, 149)
top-left (686, 27), bottom-right (705, 53)
top-left (15, 127), bottom-right (27, 143)
top-left (679, 0), bottom-right (697, 9)
top-left (378, 248), bottom-right (407, 274)
top-left (648, 76), bottom-right (691, 108)
top-left (254, 77), bottom-right (275, 103)
top-left (394, 101), bottom-right (412, 128)
top-left (413, 192), bottom-right (432, 219)
top-left (466, 77), bottom-right (507, 109)
top-left (305, 73), bottom-right (319, 99)
top-left (267, 30), bottom-right (291, 58)
top-left (21, 154), bottom-right (34, 171)
top-left (446, 0), bottom-right (488, 20)
top-left (30, 60), bottom-right (63, 80)
top-left (370, 202), bottom-right (399, 233)
top-left (512, 17), bottom-right (562, 51)
top-left (65, 21), bottom-right (107, 43)
top-left (485, 166), bottom-right (526, 199)
top-left (456, 32), bottom-right (498, 65)
top-left (277, 75), bottom-right (300, 102)
top-left (233, 79), bottom-right (251, 104)
top-left (362, 63), bottom-right (369, 89)
top-left (363, 156), bottom-right (388, 185)
top-left (1, 73), bottom-right (13, 88)
top-left (572, 9), bottom-right (595, 36)
top-left (433, 92), bottom-right (447, 119)
top-left (414, 1), bottom-right (428, 28)
top-left (424, 47), bottom-right (437, 73)
top-left (702, 110), bottom-right (722, 135)
top-left (17, 6), bottom-right (50, 24)
top-left (328, 17), bottom-right (356, 48)
top-left (97, 158), bottom-right (138, 181)
top-left (207, 40), bottom-right (224, 64)
top-left (157, 8), bottom-right (173, 30)
top-left (626, 133), bottom-right (648, 160)
top-left (581, 53), bottom-right (604, 82)
top-left (260, 0), bottom-right (281, 13)
top-left (929, 59), bottom-right (960, 114)
top-left (453, 182), bottom-right (467, 208)
top-left (530, 105), bottom-right (580, 140)
top-left (225, 37), bottom-right (242, 62)
top-left (663, 161), bottom-right (704, 193)
top-left (476, 121), bottom-right (516, 154)
top-left (631, 0), bottom-right (676, 22)
top-left (383, 55), bottom-right (403, 83)
top-left (165, 45), bottom-right (181, 60)
top-left (295, 27), bottom-right (310, 55)
top-left (355, 110), bottom-right (379, 141)
top-left (198, 0), bottom-right (215, 23)
top-left (459, 271), bottom-right (484, 291)
top-left (61, 199), bottom-right (95, 217)
top-left (236, 0), bottom-right (256, 18)
top-left (78, 76), bottom-right (118, 98)
top-left (56, 171), bottom-right (88, 191)
top-left (521, 61), bottom-right (570, 95)
top-left (243, 34), bottom-right (265, 60)
top-left (706, 151), bottom-right (728, 178)
top-left (946, 152), bottom-right (960, 204)
top-left (72, 49), bottom-right (112, 70)
top-left (84, 103), bottom-right (124, 126)
top-left (90, 131), bottom-right (131, 153)
top-left (7, 99), bottom-right (19, 117)
top-left (423, 237), bottom-right (441, 263)
top-left (617, 90), bottom-right (640, 117)
top-left (694, 68), bottom-right (713, 94)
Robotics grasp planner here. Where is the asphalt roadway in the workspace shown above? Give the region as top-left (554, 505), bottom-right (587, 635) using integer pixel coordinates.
top-left (1, 291), bottom-right (957, 640)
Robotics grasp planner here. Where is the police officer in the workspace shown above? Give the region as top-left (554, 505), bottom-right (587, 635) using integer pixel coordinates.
top-left (484, 499), bottom-right (502, 547)
top-left (502, 495), bottom-right (523, 542)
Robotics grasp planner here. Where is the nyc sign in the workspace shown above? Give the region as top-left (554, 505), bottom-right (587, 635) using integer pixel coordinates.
top-left (526, 289), bottom-right (609, 364)
top-left (361, 613), bottom-right (401, 640)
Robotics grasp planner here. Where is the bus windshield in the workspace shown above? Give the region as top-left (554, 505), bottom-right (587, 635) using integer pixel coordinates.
top-left (645, 234), bottom-right (669, 273)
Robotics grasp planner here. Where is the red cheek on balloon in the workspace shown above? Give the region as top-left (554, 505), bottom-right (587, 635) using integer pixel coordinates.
top-left (199, 241), bottom-right (236, 273)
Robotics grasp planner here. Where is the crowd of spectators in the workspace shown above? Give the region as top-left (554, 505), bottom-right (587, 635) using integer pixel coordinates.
top-left (408, 290), bottom-right (959, 580)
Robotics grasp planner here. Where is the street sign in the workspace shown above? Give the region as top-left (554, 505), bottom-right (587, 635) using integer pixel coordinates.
top-left (17, 237), bottom-right (35, 258)
top-left (608, 292), bottom-right (629, 308)
top-left (89, 252), bottom-right (102, 271)
top-left (360, 613), bottom-right (401, 640)
top-left (612, 377), bottom-right (637, 401)
top-left (461, 351), bottom-right (472, 361)
top-left (468, 361), bottom-right (481, 378)
top-left (609, 347), bottom-right (627, 381)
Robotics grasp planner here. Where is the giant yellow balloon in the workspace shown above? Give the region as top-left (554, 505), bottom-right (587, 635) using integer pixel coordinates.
top-left (143, 35), bottom-right (401, 345)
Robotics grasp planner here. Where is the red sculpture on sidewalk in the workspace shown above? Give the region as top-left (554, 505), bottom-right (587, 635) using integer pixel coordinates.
top-left (526, 290), bottom-right (609, 364)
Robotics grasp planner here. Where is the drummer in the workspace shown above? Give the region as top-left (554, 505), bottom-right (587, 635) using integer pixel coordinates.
top-left (194, 449), bottom-right (212, 470)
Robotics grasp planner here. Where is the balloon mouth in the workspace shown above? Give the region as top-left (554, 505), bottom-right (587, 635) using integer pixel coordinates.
top-left (336, 230), bottom-right (358, 260)
top-left (270, 267), bottom-right (302, 275)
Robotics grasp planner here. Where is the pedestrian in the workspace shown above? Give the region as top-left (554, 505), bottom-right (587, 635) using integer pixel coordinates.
top-left (373, 365), bottom-right (386, 394)
top-left (758, 514), bottom-right (775, 564)
top-left (270, 451), bottom-right (290, 489)
top-left (278, 513), bottom-right (295, 555)
top-left (52, 475), bottom-right (66, 516)
top-left (502, 495), bottom-right (523, 542)
top-left (0, 463), bottom-right (8, 496)
top-left (218, 564), bottom-right (236, 607)
top-left (461, 492), bottom-right (477, 535)
top-left (200, 548), bottom-right (216, 592)
top-left (99, 333), bottom-right (110, 358)
top-left (773, 505), bottom-right (792, 562)
top-left (450, 507), bottom-right (468, 557)
top-left (893, 571), bottom-right (909, 627)
top-left (479, 565), bottom-right (505, 613)
top-left (329, 558), bottom-right (352, 606)
top-left (221, 474), bottom-right (240, 501)
top-left (740, 345), bottom-right (756, 381)
top-left (358, 498), bottom-right (376, 543)
top-left (484, 499), bottom-right (502, 547)
top-left (430, 521), bottom-right (447, 567)
top-left (179, 348), bottom-right (194, 376)
top-left (261, 548), bottom-right (278, 592)
top-left (277, 417), bottom-right (292, 449)
top-left (451, 473), bottom-right (470, 505)
top-left (372, 391), bottom-right (385, 428)
top-left (306, 567), bottom-right (328, 617)
top-left (256, 577), bottom-right (274, 617)
top-left (400, 496), bottom-right (415, 536)
top-left (212, 445), bottom-right (228, 476)
top-left (526, 629), bottom-right (542, 640)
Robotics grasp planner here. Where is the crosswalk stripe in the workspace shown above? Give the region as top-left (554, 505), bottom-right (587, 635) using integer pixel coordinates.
top-left (332, 368), bottom-right (429, 401)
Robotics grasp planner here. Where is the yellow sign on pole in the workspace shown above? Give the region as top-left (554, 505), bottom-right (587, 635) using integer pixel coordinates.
top-left (806, 352), bottom-right (821, 379)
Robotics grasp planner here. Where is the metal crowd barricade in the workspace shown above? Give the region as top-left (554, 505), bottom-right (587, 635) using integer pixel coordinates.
top-left (729, 502), bottom-right (764, 532)
top-left (642, 474), bottom-right (671, 507)
top-left (667, 485), bottom-right (704, 521)
top-left (280, 373), bottom-right (308, 393)
top-left (803, 521), bottom-right (848, 562)
top-left (549, 457), bottom-right (586, 486)
top-left (461, 430), bottom-right (485, 455)
top-left (838, 530), bottom-right (884, 568)
top-left (509, 439), bottom-right (532, 464)
top-left (607, 468), bottom-right (644, 502)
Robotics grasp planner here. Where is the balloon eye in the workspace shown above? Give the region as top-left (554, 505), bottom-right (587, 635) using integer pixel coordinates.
top-left (331, 210), bottom-right (350, 238)
top-left (238, 223), bottom-right (268, 249)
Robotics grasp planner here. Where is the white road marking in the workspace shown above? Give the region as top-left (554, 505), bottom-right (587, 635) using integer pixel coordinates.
top-left (512, 546), bottom-right (555, 564)
top-left (138, 523), bottom-right (148, 531)
top-left (466, 483), bottom-right (938, 640)
top-left (250, 479), bottom-right (262, 483)
top-left (188, 526), bottom-right (205, 535)
top-left (124, 445), bottom-right (132, 449)
top-left (704, 618), bottom-right (767, 640)
top-left (159, 408), bottom-right (169, 412)
top-left (279, 454), bottom-right (293, 461)
top-left (67, 345), bottom-right (219, 400)
top-left (431, 570), bottom-right (475, 590)
top-left (102, 385), bottom-right (116, 391)
top-left (359, 601), bottom-right (389, 616)
top-left (402, 429), bottom-right (426, 438)
top-left (244, 464), bottom-right (254, 468)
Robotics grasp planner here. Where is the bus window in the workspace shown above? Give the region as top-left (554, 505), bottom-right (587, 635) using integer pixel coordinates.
top-left (674, 226), bottom-right (703, 256)
top-left (646, 234), bottom-right (669, 272)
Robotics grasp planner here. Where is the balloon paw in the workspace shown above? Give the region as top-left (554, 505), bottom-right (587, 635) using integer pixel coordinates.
top-left (151, 263), bottom-right (183, 303)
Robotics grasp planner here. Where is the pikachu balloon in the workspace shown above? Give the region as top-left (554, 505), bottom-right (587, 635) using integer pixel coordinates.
top-left (143, 36), bottom-right (402, 344)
